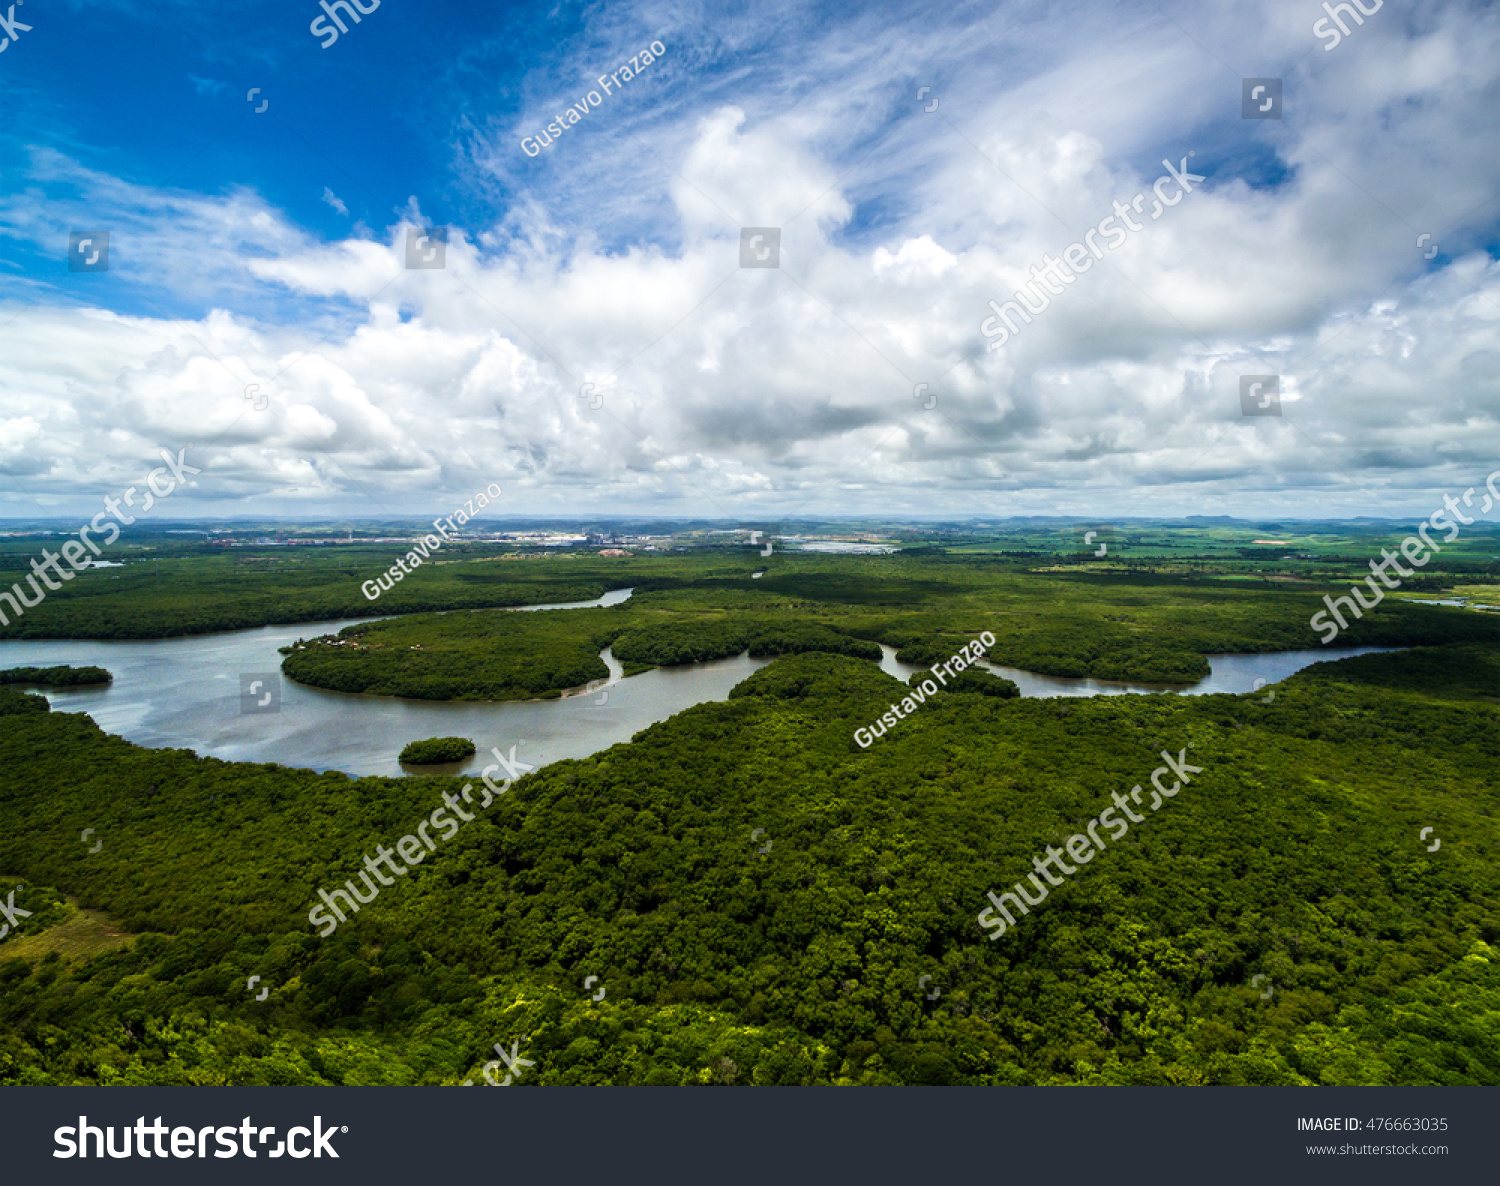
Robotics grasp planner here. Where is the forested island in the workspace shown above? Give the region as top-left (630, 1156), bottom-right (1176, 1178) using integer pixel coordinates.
top-left (398, 737), bottom-right (477, 765)
top-left (0, 665), bottom-right (112, 687)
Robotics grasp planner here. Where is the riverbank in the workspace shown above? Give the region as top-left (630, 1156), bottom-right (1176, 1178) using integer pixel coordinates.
top-left (1, 606), bottom-right (1401, 779)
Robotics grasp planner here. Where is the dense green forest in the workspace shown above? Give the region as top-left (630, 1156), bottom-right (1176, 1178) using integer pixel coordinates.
top-left (0, 546), bottom-right (642, 639)
top-left (277, 558), bottom-right (1494, 696)
top-left (281, 602), bottom-right (883, 700)
top-left (2, 530), bottom-right (1494, 647)
top-left (0, 665), bottom-right (111, 687)
top-left (1, 633), bottom-right (1496, 1084)
top-left (282, 608), bottom-right (617, 700)
top-left (0, 546), bottom-right (1494, 1084)
top-left (0, 686), bottom-right (52, 716)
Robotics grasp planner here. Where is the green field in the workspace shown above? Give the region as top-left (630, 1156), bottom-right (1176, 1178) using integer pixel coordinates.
top-left (2, 516), bottom-right (1496, 641)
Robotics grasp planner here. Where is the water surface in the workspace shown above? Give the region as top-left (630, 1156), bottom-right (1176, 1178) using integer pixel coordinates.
top-left (878, 644), bottom-right (1399, 698)
top-left (1, 600), bottom-right (1399, 777)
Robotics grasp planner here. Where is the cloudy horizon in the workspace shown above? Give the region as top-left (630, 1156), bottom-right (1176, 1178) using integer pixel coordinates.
top-left (2, 0), bottom-right (1497, 523)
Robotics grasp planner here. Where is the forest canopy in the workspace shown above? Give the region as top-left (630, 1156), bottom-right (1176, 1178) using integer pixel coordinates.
top-left (1, 639), bottom-right (1495, 1085)
top-left (0, 548), bottom-right (1495, 1085)
top-left (273, 556), bottom-right (1493, 699)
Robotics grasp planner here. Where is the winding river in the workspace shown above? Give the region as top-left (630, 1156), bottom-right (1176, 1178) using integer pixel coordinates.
top-left (0, 589), bottom-right (1394, 778)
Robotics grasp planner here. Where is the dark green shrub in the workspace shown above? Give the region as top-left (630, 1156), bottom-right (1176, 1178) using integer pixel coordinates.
top-left (398, 736), bottom-right (476, 764)
top-left (0, 665), bottom-right (112, 687)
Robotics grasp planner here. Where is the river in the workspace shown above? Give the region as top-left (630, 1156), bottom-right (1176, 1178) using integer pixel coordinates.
top-left (0, 591), bottom-right (1396, 778)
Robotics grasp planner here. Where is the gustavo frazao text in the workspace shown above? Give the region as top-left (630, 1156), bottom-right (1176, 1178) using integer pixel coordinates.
top-left (854, 632), bottom-right (997, 748)
top-left (361, 482), bottom-right (501, 601)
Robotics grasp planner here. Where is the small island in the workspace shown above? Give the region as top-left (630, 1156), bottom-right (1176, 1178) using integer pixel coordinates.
top-left (0, 665), bottom-right (113, 688)
top-left (398, 736), bottom-right (477, 765)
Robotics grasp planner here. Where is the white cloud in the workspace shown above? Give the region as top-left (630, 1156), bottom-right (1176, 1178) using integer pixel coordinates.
top-left (1, 0), bottom-right (1497, 521)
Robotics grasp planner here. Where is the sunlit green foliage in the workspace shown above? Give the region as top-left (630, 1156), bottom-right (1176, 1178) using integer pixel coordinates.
top-left (1, 543), bottom-right (1494, 1083)
top-left (1, 633), bottom-right (1495, 1084)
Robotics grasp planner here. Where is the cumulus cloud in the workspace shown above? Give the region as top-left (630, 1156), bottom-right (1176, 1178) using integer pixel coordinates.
top-left (0, 0), bottom-right (1496, 520)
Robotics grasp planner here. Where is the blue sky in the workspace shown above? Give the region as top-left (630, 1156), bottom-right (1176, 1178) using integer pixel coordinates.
top-left (3, 0), bottom-right (568, 315)
top-left (0, 0), bottom-right (1497, 522)
top-left (23, 0), bottom-right (546, 205)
